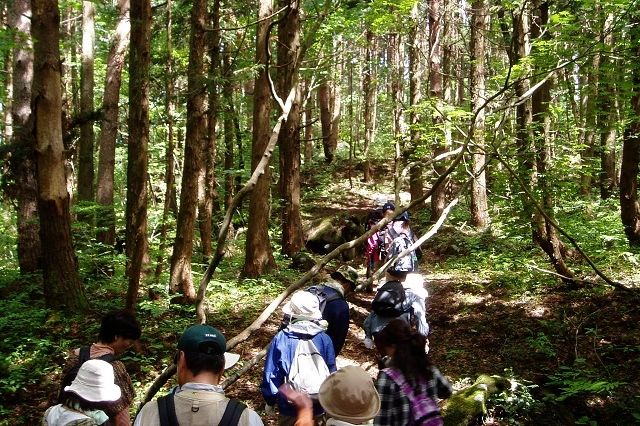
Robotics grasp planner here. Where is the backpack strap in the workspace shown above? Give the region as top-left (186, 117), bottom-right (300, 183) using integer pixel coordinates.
top-left (219, 399), bottom-right (247, 426)
top-left (157, 394), bottom-right (178, 426)
top-left (78, 346), bottom-right (91, 363)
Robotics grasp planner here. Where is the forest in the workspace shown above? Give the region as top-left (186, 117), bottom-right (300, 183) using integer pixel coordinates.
top-left (0, 0), bottom-right (639, 424)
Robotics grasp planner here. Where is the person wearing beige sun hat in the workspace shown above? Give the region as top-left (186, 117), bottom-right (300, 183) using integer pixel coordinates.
top-left (44, 359), bottom-right (122, 425)
top-left (319, 365), bottom-right (381, 425)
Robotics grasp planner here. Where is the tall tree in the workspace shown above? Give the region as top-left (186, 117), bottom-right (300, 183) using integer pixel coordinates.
top-left (125, 0), bottom-right (151, 311)
top-left (154, 0), bottom-right (175, 279)
top-left (620, 13), bottom-right (640, 246)
top-left (9, 0), bottom-right (41, 273)
top-left (96, 0), bottom-right (130, 246)
top-left (408, 6), bottom-right (424, 204)
top-left (197, 0), bottom-right (222, 260)
top-left (31, 0), bottom-right (87, 309)
top-left (169, 0), bottom-right (207, 301)
top-left (428, 0), bottom-right (448, 222)
top-left (278, 0), bottom-right (304, 256)
top-left (598, 11), bottom-right (618, 199)
top-left (361, 28), bottom-right (376, 182)
top-left (243, 0), bottom-right (277, 277)
top-left (77, 1), bottom-right (95, 209)
top-left (469, 0), bottom-right (489, 229)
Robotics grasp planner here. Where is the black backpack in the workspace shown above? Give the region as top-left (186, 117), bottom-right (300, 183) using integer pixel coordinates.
top-left (157, 392), bottom-right (246, 426)
top-left (57, 346), bottom-right (116, 403)
top-left (371, 280), bottom-right (407, 317)
top-left (388, 233), bottom-right (417, 273)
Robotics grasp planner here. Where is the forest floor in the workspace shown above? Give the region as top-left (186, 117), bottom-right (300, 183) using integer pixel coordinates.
top-left (3, 166), bottom-right (640, 425)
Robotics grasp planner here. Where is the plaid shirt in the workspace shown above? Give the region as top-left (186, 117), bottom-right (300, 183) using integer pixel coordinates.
top-left (374, 367), bottom-right (452, 426)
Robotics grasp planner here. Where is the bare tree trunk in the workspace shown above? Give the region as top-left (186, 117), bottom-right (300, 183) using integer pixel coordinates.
top-left (243, 0), bottom-right (277, 277)
top-left (125, 0), bottom-right (151, 311)
top-left (530, 0), bottom-right (574, 281)
top-left (9, 0), bottom-right (41, 273)
top-left (169, 0), bottom-right (207, 301)
top-left (620, 15), bottom-right (640, 246)
top-left (469, 0), bottom-right (489, 229)
top-left (429, 0), bottom-right (448, 222)
top-left (408, 8), bottom-right (423, 204)
top-left (77, 1), bottom-right (95, 213)
top-left (96, 0), bottom-right (130, 246)
top-left (222, 51), bottom-right (235, 213)
top-left (32, 0), bottom-right (88, 310)
top-left (390, 32), bottom-right (404, 204)
top-left (278, 0), bottom-right (304, 256)
top-left (362, 28), bottom-right (375, 182)
top-left (580, 27), bottom-right (600, 196)
top-left (318, 80), bottom-right (333, 163)
top-left (197, 0), bottom-right (221, 260)
top-left (329, 38), bottom-right (342, 161)
top-left (154, 0), bottom-right (175, 280)
top-left (302, 77), bottom-right (314, 164)
top-left (599, 11), bottom-right (618, 200)
top-left (3, 3), bottom-right (13, 142)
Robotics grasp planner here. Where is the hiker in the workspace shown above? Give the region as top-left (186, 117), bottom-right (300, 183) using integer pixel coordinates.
top-left (261, 290), bottom-right (337, 425)
top-left (59, 310), bottom-right (141, 425)
top-left (44, 359), bottom-right (122, 426)
top-left (281, 365), bottom-right (381, 426)
top-left (134, 324), bottom-right (263, 426)
top-left (364, 202), bottom-right (396, 281)
top-left (362, 269), bottom-right (429, 349)
top-left (310, 265), bottom-right (358, 356)
top-left (384, 211), bottom-right (421, 273)
top-left (373, 319), bottom-right (452, 426)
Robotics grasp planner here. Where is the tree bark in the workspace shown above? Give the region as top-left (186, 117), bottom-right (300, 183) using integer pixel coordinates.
top-left (362, 28), bottom-right (375, 182)
top-left (169, 0), bottom-right (207, 301)
top-left (154, 0), bottom-right (175, 280)
top-left (77, 1), bottom-right (95, 212)
top-left (125, 0), bottom-right (151, 311)
top-left (318, 80), bottom-right (333, 163)
top-left (222, 51), bottom-right (235, 213)
top-left (278, 0), bottom-right (304, 256)
top-left (96, 0), bottom-right (130, 246)
top-left (469, 0), bottom-right (489, 229)
top-left (197, 0), bottom-right (221, 260)
top-left (428, 0), bottom-right (448, 222)
top-left (9, 0), bottom-right (41, 273)
top-left (243, 0), bottom-right (277, 277)
top-left (620, 15), bottom-right (640, 246)
top-left (32, 0), bottom-right (88, 310)
top-left (408, 9), bottom-right (424, 204)
top-left (3, 3), bottom-right (13, 142)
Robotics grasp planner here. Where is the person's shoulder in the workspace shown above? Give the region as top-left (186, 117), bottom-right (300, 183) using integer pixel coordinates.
top-left (133, 399), bottom-right (160, 425)
top-left (238, 406), bottom-right (265, 426)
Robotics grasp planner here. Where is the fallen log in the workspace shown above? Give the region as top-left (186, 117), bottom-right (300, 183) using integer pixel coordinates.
top-left (442, 374), bottom-right (512, 426)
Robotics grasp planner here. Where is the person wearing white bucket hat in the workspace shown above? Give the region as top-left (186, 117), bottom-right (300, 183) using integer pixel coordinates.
top-left (44, 359), bottom-right (122, 425)
top-left (261, 290), bottom-right (336, 425)
top-left (134, 324), bottom-right (263, 426)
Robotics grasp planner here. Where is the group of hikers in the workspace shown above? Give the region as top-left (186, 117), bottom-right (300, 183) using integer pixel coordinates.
top-left (43, 202), bottom-right (452, 426)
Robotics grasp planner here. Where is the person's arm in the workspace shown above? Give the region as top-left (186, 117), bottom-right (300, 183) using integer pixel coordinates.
top-left (260, 336), bottom-right (282, 407)
top-left (432, 367), bottom-right (453, 399)
top-left (318, 333), bottom-right (337, 372)
top-left (279, 383), bottom-right (313, 426)
top-left (325, 300), bottom-right (349, 355)
top-left (408, 293), bottom-right (429, 337)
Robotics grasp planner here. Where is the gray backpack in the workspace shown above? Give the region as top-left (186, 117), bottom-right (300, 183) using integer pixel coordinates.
top-left (388, 233), bottom-right (417, 272)
top-left (287, 338), bottom-right (331, 397)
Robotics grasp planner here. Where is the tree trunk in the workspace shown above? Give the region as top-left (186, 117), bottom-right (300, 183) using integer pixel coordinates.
top-left (154, 0), bottom-right (175, 280)
top-left (390, 32), bottom-right (404, 204)
top-left (429, 0), bottom-right (448, 222)
top-left (328, 39), bottom-right (342, 161)
top-left (169, 0), bottom-right (207, 301)
top-left (469, 0), bottom-right (489, 229)
top-left (598, 11), bottom-right (618, 200)
top-left (77, 1), bottom-right (95, 212)
top-left (96, 0), bottom-right (130, 246)
top-left (222, 51), bottom-right (235, 213)
top-left (197, 0), bottom-right (221, 260)
top-left (408, 8), bottom-right (423, 204)
top-left (243, 0), bottom-right (277, 277)
top-left (318, 80), bottom-right (333, 163)
top-left (9, 0), bottom-right (41, 273)
top-left (531, 1), bottom-right (574, 281)
top-left (302, 77), bottom-right (314, 164)
top-left (362, 28), bottom-right (375, 182)
top-left (579, 35), bottom-right (600, 196)
top-left (32, 0), bottom-right (88, 310)
top-left (620, 15), bottom-right (640, 246)
top-left (3, 3), bottom-right (13, 142)
top-left (125, 0), bottom-right (151, 311)
top-left (278, 0), bottom-right (304, 256)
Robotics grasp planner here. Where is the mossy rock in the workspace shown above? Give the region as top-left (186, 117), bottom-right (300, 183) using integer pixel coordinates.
top-left (442, 374), bottom-right (511, 426)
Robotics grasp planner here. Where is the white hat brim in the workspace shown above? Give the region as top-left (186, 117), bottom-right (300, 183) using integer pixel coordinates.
top-left (64, 382), bottom-right (121, 403)
top-left (224, 352), bottom-right (240, 369)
